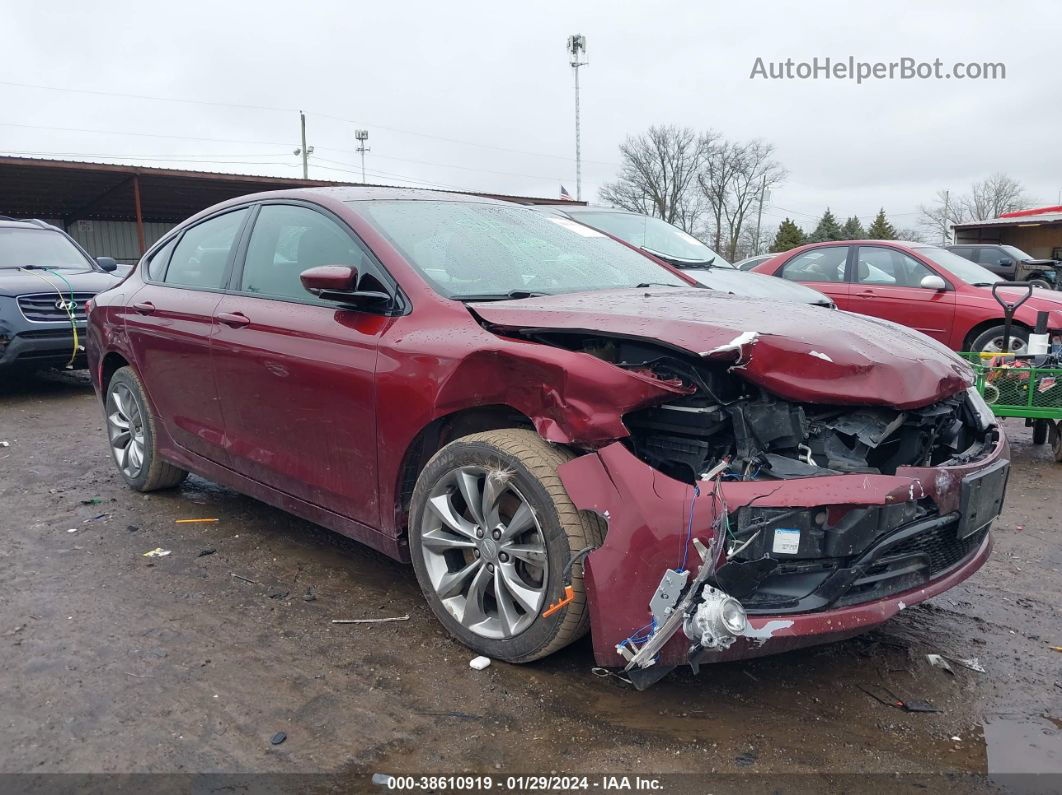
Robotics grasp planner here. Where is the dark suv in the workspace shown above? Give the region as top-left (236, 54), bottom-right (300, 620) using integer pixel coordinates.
top-left (0, 218), bottom-right (121, 372)
top-left (947, 244), bottom-right (1060, 289)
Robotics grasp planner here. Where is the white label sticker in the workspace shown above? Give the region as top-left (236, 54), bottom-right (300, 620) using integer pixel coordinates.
top-left (772, 528), bottom-right (801, 555)
top-left (548, 217), bottom-right (605, 237)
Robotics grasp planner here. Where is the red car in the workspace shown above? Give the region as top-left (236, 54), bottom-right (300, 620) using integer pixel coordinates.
top-left (753, 240), bottom-right (1062, 354)
top-left (86, 189), bottom-right (1008, 688)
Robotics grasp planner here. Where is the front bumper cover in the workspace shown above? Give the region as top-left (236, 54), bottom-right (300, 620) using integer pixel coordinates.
top-left (557, 429), bottom-right (1008, 673)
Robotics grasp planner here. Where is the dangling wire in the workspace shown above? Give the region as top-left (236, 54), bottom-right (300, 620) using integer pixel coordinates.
top-left (18, 268), bottom-right (79, 368)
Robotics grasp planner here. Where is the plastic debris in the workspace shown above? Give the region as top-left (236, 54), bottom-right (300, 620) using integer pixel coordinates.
top-left (127, 525), bottom-right (139, 532)
top-left (66, 528), bottom-right (79, 534)
top-left (927, 654), bottom-right (955, 674)
top-left (231, 573), bottom-right (258, 584)
top-left (331, 615), bottom-right (409, 625)
top-left (0, 441), bottom-right (9, 447)
top-left (142, 548), bottom-right (171, 558)
top-left (80, 498), bottom-right (104, 505)
top-left (1051, 646), bottom-right (1062, 653)
top-left (469, 656), bottom-right (491, 670)
top-left (858, 684), bottom-right (940, 713)
top-left (303, 586), bottom-right (317, 602)
top-left (948, 656), bottom-right (986, 673)
top-left (197, 548), bottom-right (217, 558)
top-left (83, 514), bottom-right (109, 523)
top-left (270, 731), bottom-right (286, 745)
top-left (268, 588), bottom-right (289, 600)
top-left (176, 518), bottom-right (219, 524)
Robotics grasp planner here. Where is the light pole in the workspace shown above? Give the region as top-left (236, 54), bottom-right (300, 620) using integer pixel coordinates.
top-left (293, 111), bottom-right (314, 179)
top-left (355, 130), bottom-right (370, 183)
top-left (567, 34), bottom-right (588, 202)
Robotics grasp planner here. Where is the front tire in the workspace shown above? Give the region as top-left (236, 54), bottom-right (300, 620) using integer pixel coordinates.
top-left (1027, 278), bottom-right (1052, 290)
top-left (1033, 419), bottom-right (1049, 445)
top-left (409, 429), bottom-right (604, 663)
top-left (969, 324), bottom-right (1029, 355)
top-left (105, 367), bottom-right (188, 492)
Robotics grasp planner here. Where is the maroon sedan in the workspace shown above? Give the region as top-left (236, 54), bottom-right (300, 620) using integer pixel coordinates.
top-left (753, 239), bottom-right (1062, 354)
top-left (86, 189), bottom-right (1008, 688)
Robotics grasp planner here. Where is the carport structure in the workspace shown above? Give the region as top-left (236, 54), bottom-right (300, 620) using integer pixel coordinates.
top-left (0, 156), bottom-right (580, 263)
top-left (953, 206), bottom-right (1062, 261)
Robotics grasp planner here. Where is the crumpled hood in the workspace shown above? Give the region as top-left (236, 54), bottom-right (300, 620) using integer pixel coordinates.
top-left (682, 267), bottom-right (833, 306)
top-left (0, 266), bottom-right (120, 297)
top-left (473, 288), bottom-right (974, 409)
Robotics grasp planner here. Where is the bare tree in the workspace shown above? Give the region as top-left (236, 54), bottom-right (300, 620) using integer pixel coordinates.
top-left (919, 174), bottom-right (1030, 244)
top-left (918, 189), bottom-right (968, 245)
top-left (598, 125), bottom-right (710, 232)
top-left (699, 140), bottom-right (786, 261)
top-left (961, 173), bottom-right (1029, 220)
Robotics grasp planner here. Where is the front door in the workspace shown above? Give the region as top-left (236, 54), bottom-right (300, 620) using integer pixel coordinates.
top-left (209, 203), bottom-right (388, 527)
top-left (123, 207), bottom-right (250, 465)
top-left (850, 245), bottom-right (956, 344)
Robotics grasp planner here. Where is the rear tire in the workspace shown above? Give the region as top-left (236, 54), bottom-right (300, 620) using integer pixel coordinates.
top-left (1028, 278), bottom-right (1052, 290)
top-left (1033, 419), bottom-right (1049, 445)
top-left (105, 367), bottom-right (188, 492)
top-left (969, 325), bottom-right (1030, 355)
top-left (409, 429), bottom-right (605, 663)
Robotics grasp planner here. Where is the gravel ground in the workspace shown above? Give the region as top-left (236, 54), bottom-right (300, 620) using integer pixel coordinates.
top-left (1, 369), bottom-right (1059, 792)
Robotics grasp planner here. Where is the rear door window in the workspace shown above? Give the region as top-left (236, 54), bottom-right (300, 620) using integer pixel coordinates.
top-left (855, 247), bottom-right (935, 287)
top-left (164, 209), bottom-right (249, 289)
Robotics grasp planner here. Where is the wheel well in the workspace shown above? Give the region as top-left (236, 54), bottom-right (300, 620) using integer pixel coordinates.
top-left (100, 352), bottom-right (130, 392)
top-left (394, 405), bottom-right (536, 538)
top-left (962, 318), bottom-right (1030, 351)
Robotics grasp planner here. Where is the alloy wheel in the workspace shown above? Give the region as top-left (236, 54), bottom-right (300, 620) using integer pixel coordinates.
top-left (982, 336), bottom-right (1028, 355)
top-left (107, 383), bottom-right (146, 479)
top-left (420, 466), bottom-right (549, 639)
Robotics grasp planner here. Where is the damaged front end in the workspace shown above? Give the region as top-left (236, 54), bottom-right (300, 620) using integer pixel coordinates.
top-left (533, 330), bottom-right (1008, 688)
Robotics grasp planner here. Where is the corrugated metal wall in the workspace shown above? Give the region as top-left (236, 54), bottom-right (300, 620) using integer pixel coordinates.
top-left (44, 219), bottom-right (176, 263)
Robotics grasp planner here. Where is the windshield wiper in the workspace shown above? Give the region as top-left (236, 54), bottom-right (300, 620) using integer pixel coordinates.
top-left (452, 290), bottom-right (548, 301)
top-left (971, 282), bottom-right (996, 287)
top-left (636, 282), bottom-right (689, 289)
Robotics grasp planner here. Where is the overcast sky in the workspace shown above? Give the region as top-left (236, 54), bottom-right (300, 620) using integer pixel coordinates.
top-left (4, 1), bottom-right (1060, 235)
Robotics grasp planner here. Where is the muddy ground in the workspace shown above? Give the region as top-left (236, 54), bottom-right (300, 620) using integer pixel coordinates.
top-left (1, 370), bottom-right (1060, 792)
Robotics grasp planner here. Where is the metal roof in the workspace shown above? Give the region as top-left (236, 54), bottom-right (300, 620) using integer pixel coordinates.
top-left (0, 156), bottom-right (583, 223)
top-left (953, 211), bottom-right (1062, 229)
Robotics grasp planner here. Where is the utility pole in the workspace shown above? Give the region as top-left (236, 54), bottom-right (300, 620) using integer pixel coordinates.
top-left (355, 130), bottom-right (370, 183)
top-left (942, 189), bottom-right (951, 245)
top-left (567, 34), bottom-right (588, 201)
top-left (754, 174), bottom-right (768, 254)
top-left (293, 111), bottom-right (314, 178)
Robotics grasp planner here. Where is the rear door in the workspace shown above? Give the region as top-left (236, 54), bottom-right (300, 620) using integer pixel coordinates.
top-left (210, 202), bottom-right (390, 526)
top-left (776, 246), bottom-right (852, 308)
top-left (124, 207), bottom-right (250, 465)
top-left (850, 245), bottom-right (956, 344)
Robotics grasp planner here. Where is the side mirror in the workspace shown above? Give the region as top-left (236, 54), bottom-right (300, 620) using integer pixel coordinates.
top-left (998, 258), bottom-right (1014, 267)
top-left (96, 256), bottom-right (118, 273)
top-left (300, 265), bottom-right (392, 308)
top-left (920, 274), bottom-right (947, 291)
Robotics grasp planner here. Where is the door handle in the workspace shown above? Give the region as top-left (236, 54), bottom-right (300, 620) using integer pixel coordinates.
top-left (216, 311), bottom-right (250, 328)
top-left (133, 302), bottom-right (155, 315)
top-left (855, 289), bottom-right (875, 296)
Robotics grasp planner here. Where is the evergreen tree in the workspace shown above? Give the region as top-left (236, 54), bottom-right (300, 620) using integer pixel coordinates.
top-left (840, 216), bottom-right (866, 240)
top-left (867, 208), bottom-right (897, 240)
top-left (770, 218), bottom-right (806, 252)
top-left (808, 208), bottom-right (843, 242)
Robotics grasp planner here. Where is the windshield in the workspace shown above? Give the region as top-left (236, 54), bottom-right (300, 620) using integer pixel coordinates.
top-left (352, 201), bottom-right (689, 299)
top-left (0, 228), bottom-right (90, 269)
top-left (916, 246), bottom-right (1001, 285)
top-left (566, 210), bottom-right (733, 268)
top-left (1001, 244), bottom-right (1034, 260)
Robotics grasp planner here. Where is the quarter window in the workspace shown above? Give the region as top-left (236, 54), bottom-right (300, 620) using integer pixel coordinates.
top-left (164, 209), bottom-right (248, 289)
top-left (855, 247), bottom-right (936, 288)
top-left (780, 247), bottom-right (848, 283)
top-left (145, 238), bottom-right (176, 281)
top-left (240, 205), bottom-right (364, 300)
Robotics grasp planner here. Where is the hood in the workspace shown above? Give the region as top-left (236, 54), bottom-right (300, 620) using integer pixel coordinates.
top-left (963, 285), bottom-right (1062, 326)
top-left (1021, 258), bottom-right (1059, 267)
top-left (681, 267), bottom-right (833, 307)
top-left (472, 288), bottom-right (973, 409)
top-left (0, 266), bottom-right (121, 297)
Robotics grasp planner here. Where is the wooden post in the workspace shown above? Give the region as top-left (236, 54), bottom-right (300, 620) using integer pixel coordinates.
top-left (132, 174), bottom-right (145, 255)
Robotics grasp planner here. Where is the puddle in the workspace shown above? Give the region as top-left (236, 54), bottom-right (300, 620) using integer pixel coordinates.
top-left (984, 715), bottom-right (1062, 793)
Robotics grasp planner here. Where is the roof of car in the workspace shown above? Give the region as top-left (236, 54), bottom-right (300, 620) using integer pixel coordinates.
top-left (261, 185), bottom-right (532, 205)
top-left (0, 217), bottom-right (59, 231)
